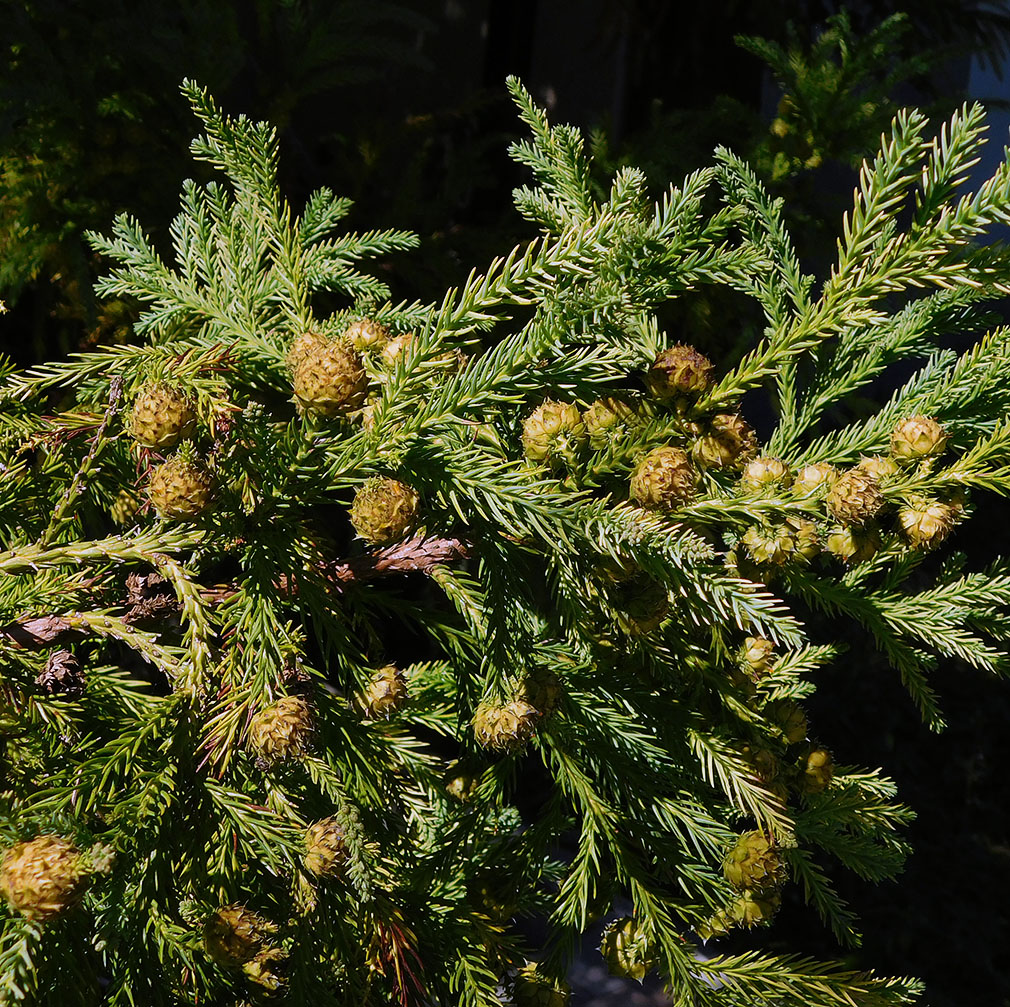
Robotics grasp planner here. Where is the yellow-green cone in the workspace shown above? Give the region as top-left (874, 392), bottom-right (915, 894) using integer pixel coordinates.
top-left (203, 905), bottom-right (277, 967)
top-left (791, 462), bottom-right (837, 497)
top-left (304, 817), bottom-right (349, 878)
top-left (345, 317), bottom-right (391, 352)
top-left (645, 344), bottom-right (714, 399)
top-left (826, 468), bottom-right (884, 525)
top-left (0, 835), bottom-right (86, 921)
top-left (514, 962), bottom-right (571, 1007)
top-left (292, 338), bottom-right (368, 416)
top-left (630, 446), bottom-right (696, 510)
top-left (473, 699), bottom-right (540, 753)
top-left (247, 696), bottom-right (314, 763)
top-left (799, 746), bottom-right (834, 793)
top-left (349, 477), bottom-right (420, 545)
top-left (522, 400), bottom-right (587, 463)
top-left (692, 413), bottom-right (758, 469)
top-left (723, 831), bottom-right (787, 891)
top-left (128, 382), bottom-right (197, 449)
top-left (147, 455), bottom-right (213, 520)
top-left (600, 916), bottom-right (657, 982)
top-left (357, 664), bottom-right (408, 719)
top-left (890, 415), bottom-right (948, 464)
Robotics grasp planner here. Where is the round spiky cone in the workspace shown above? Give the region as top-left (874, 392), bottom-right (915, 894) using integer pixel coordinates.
top-left (692, 413), bottom-right (757, 469)
top-left (248, 696), bottom-right (314, 763)
top-left (147, 455), bottom-right (213, 520)
top-left (696, 891), bottom-right (781, 939)
top-left (514, 962), bottom-right (571, 1007)
top-left (898, 496), bottom-right (957, 548)
top-left (350, 477), bottom-right (420, 545)
top-left (128, 382), bottom-right (197, 448)
top-left (292, 338), bottom-right (368, 416)
top-left (600, 916), bottom-right (656, 982)
top-left (742, 523), bottom-right (796, 566)
top-left (792, 462), bottom-right (836, 497)
top-left (203, 905), bottom-right (276, 967)
top-left (826, 468), bottom-right (884, 525)
top-left (630, 446), bottom-right (695, 509)
top-left (799, 746), bottom-right (834, 793)
top-left (286, 331), bottom-right (327, 371)
top-left (304, 817), bottom-right (349, 878)
top-left (36, 649), bottom-right (85, 697)
top-left (858, 455), bottom-right (900, 480)
top-left (0, 836), bottom-right (86, 921)
top-left (345, 317), bottom-right (391, 352)
top-left (723, 831), bottom-right (787, 891)
top-left (740, 456), bottom-right (791, 493)
top-left (522, 401), bottom-right (587, 464)
top-left (520, 667), bottom-right (562, 717)
top-left (824, 524), bottom-right (881, 564)
top-left (583, 396), bottom-right (636, 446)
top-left (890, 415), bottom-right (948, 464)
top-left (473, 699), bottom-right (539, 753)
top-left (645, 344), bottom-right (714, 399)
top-left (357, 664), bottom-right (408, 719)
top-left (740, 636), bottom-right (775, 681)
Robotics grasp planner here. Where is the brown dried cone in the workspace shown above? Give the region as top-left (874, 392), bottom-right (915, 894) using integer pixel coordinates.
top-left (824, 524), bottom-right (882, 564)
top-left (521, 667), bottom-right (563, 717)
top-left (473, 699), bottom-right (540, 753)
top-left (522, 400), bottom-right (587, 463)
top-left (692, 413), bottom-right (758, 469)
top-left (768, 699), bottom-right (808, 744)
top-left (612, 571), bottom-right (670, 634)
top-left (890, 415), bottom-right (948, 464)
top-left (36, 649), bottom-right (85, 697)
top-left (0, 836), bottom-right (87, 921)
top-left (826, 468), bottom-right (884, 525)
top-left (203, 905), bottom-right (277, 967)
top-left (798, 746), bottom-right (834, 794)
top-left (723, 831), bottom-right (788, 891)
top-left (514, 962), bottom-right (571, 1007)
top-left (599, 916), bottom-right (657, 982)
top-left (292, 337), bottom-right (368, 416)
top-left (247, 696), bottom-right (314, 763)
top-left (304, 817), bottom-right (350, 877)
top-left (630, 446), bottom-right (696, 509)
top-left (345, 317), bottom-right (391, 352)
top-left (696, 890), bottom-right (782, 939)
top-left (128, 382), bottom-right (197, 448)
top-left (898, 496), bottom-right (958, 549)
top-left (740, 457), bottom-right (791, 493)
top-left (740, 637), bottom-right (775, 681)
top-left (741, 523), bottom-right (796, 566)
top-left (147, 455), bottom-right (214, 520)
top-left (349, 477), bottom-right (420, 545)
top-left (791, 462), bottom-right (837, 497)
top-left (582, 396), bottom-right (637, 446)
top-left (645, 344), bottom-right (715, 399)
top-left (357, 664), bottom-right (408, 719)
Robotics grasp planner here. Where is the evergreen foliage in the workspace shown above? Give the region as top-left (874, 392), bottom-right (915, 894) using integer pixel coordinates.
top-left (2, 75), bottom-right (1010, 1004)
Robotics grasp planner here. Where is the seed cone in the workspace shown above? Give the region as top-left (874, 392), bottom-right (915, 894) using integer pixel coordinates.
top-left (514, 962), bottom-right (571, 1007)
top-left (769, 699), bottom-right (808, 744)
top-left (692, 413), bottom-right (758, 469)
top-left (292, 338), bottom-right (368, 416)
top-left (723, 831), bottom-right (787, 891)
top-left (799, 746), bottom-right (834, 793)
top-left (444, 763), bottom-right (479, 802)
top-left (612, 571), bottom-right (670, 634)
top-left (522, 401), bottom-right (587, 463)
top-left (898, 496), bottom-right (957, 548)
top-left (792, 462), bottom-right (837, 497)
top-left (36, 649), bottom-right (85, 697)
top-left (203, 905), bottom-right (276, 967)
top-left (128, 382), bottom-right (197, 449)
top-left (521, 667), bottom-right (563, 717)
top-left (858, 455), bottom-right (900, 480)
top-left (630, 446), bottom-right (696, 510)
top-left (740, 637), bottom-right (775, 681)
top-left (304, 817), bottom-right (349, 878)
top-left (600, 916), bottom-right (656, 982)
top-left (890, 415), bottom-right (948, 463)
top-left (473, 699), bottom-right (539, 753)
top-left (742, 523), bottom-right (796, 566)
top-left (345, 317), bottom-right (391, 352)
top-left (0, 835), bottom-right (86, 921)
top-left (583, 396), bottom-right (636, 446)
top-left (740, 457), bottom-right (791, 493)
top-left (696, 891), bottom-right (782, 939)
top-left (350, 477), bottom-right (420, 545)
top-left (248, 696), bottom-right (314, 763)
top-left (357, 664), bottom-right (408, 719)
top-left (147, 455), bottom-right (213, 520)
top-left (826, 468), bottom-right (884, 525)
top-left (645, 344), bottom-right (714, 399)
top-left (824, 524), bottom-right (881, 563)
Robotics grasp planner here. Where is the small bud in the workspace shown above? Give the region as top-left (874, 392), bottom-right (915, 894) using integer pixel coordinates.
top-left (203, 905), bottom-right (277, 967)
top-left (741, 523), bottom-right (796, 566)
top-left (612, 571), bottom-right (670, 635)
top-left (630, 446), bottom-right (696, 510)
top-left (521, 668), bottom-right (563, 718)
top-left (522, 401), bottom-right (587, 464)
top-left (768, 699), bottom-right (807, 744)
top-left (444, 762), bottom-right (479, 802)
top-left (0, 836), bottom-right (86, 921)
top-left (890, 416), bottom-right (948, 464)
top-left (645, 344), bottom-right (715, 399)
top-left (826, 468), bottom-right (884, 525)
top-left (380, 332), bottom-right (415, 368)
top-left (514, 962), bottom-right (571, 1007)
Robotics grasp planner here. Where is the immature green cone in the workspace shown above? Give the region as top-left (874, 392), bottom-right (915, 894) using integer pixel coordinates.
top-left (286, 331), bottom-right (327, 371)
top-left (247, 696), bottom-right (314, 763)
top-left (349, 477), bottom-right (420, 545)
top-left (692, 413), bottom-right (758, 469)
top-left (729, 890), bottom-right (782, 928)
top-left (583, 396), bottom-right (636, 446)
top-left (645, 344), bottom-right (714, 399)
top-left (444, 762), bottom-right (479, 802)
top-left (792, 461), bottom-right (837, 497)
top-left (203, 905), bottom-right (276, 967)
top-left (345, 317), bottom-right (391, 352)
top-left (630, 446), bottom-right (695, 509)
top-left (128, 382), bottom-right (197, 449)
top-left (826, 468), bottom-right (884, 525)
top-left (740, 637), bottom-right (775, 681)
top-left (147, 455), bottom-right (213, 520)
top-left (522, 400), bottom-right (587, 463)
top-left (723, 831), bottom-right (787, 891)
top-left (110, 487), bottom-right (141, 525)
top-left (600, 916), bottom-right (656, 982)
top-left (613, 571), bottom-right (670, 634)
top-left (473, 699), bottom-right (539, 753)
top-left (824, 524), bottom-right (881, 564)
top-left (357, 664), bottom-right (408, 719)
top-left (0, 836), bottom-right (86, 921)
top-left (898, 496), bottom-right (957, 548)
top-left (242, 946), bottom-right (287, 994)
top-left (740, 456), bottom-right (791, 493)
top-left (799, 746), bottom-right (834, 793)
top-left (514, 962), bottom-right (571, 1007)
top-left (769, 699), bottom-right (808, 744)
top-left (890, 415), bottom-right (948, 464)
top-left (304, 817), bottom-right (349, 877)
top-left (521, 667), bottom-right (562, 718)
top-left (787, 517), bottom-right (820, 561)
top-left (292, 337), bottom-right (368, 416)
top-left (742, 523), bottom-right (796, 566)
top-left (858, 455), bottom-right (900, 480)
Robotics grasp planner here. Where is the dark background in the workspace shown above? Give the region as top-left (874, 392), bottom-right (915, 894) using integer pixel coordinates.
top-left (2, 2), bottom-right (1009, 1004)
